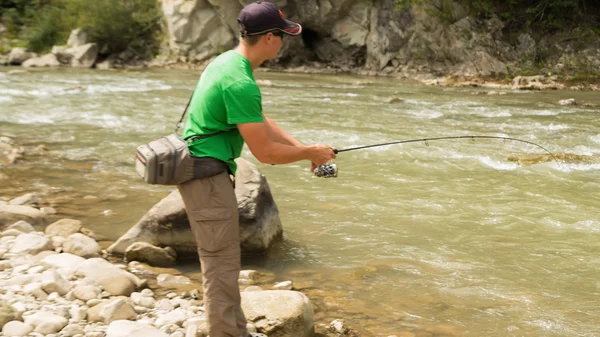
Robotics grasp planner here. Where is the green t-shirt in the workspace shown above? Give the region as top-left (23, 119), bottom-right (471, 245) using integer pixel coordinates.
top-left (183, 50), bottom-right (264, 175)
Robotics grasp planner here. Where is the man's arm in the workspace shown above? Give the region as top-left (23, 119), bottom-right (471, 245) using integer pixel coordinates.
top-left (263, 115), bottom-right (303, 147)
top-left (238, 122), bottom-right (335, 166)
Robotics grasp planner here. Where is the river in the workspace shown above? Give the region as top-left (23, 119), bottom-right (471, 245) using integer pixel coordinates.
top-left (1, 67), bottom-right (600, 337)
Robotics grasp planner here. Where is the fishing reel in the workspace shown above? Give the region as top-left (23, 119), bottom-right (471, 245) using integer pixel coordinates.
top-left (314, 162), bottom-right (338, 178)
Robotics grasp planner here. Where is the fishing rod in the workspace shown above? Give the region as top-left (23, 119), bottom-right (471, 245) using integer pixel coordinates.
top-left (314, 135), bottom-right (559, 178)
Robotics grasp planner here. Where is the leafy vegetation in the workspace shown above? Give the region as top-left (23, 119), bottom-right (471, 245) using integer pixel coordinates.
top-left (0, 0), bottom-right (162, 56)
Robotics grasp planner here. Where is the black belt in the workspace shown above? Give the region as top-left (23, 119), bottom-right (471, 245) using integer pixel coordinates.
top-left (192, 156), bottom-right (229, 179)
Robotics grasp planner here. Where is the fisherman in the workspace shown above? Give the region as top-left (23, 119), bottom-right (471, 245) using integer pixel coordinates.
top-left (177, 2), bottom-right (336, 337)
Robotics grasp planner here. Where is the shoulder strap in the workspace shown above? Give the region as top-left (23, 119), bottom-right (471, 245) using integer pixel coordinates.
top-left (177, 92), bottom-right (232, 142)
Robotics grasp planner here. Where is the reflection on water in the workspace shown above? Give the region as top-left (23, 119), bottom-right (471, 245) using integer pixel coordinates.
top-left (2, 67), bottom-right (600, 336)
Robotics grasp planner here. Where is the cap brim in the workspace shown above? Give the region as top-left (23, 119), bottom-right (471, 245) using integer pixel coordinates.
top-left (282, 20), bottom-right (302, 35)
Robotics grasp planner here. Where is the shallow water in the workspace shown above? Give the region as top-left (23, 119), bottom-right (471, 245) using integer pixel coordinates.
top-left (2, 67), bottom-right (600, 336)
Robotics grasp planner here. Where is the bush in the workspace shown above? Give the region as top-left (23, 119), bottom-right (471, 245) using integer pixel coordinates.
top-left (1, 0), bottom-right (162, 57)
top-left (22, 3), bottom-right (75, 52)
top-left (76, 0), bottom-right (162, 57)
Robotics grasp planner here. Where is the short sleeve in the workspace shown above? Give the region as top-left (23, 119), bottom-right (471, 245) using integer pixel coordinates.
top-left (223, 80), bottom-right (264, 124)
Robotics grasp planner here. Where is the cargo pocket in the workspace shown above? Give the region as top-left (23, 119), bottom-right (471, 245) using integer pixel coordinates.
top-left (190, 208), bottom-right (236, 253)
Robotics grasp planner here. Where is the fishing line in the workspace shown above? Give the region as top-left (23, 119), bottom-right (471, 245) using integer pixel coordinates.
top-left (314, 135), bottom-right (559, 178)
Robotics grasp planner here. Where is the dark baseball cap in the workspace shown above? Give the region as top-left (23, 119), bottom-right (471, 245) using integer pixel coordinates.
top-left (238, 1), bottom-right (302, 36)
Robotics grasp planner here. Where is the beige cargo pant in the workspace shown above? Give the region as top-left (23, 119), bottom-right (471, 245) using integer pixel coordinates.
top-left (178, 171), bottom-right (247, 337)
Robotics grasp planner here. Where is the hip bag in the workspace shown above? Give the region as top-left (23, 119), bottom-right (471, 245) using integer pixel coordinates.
top-left (134, 94), bottom-right (230, 185)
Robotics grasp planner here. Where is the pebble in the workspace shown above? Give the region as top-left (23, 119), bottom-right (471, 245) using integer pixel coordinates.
top-left (141, 288), bottom-right (154, 297)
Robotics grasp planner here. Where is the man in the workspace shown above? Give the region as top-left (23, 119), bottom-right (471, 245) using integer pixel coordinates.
top-left (177, 2), bottom-right (337, 337)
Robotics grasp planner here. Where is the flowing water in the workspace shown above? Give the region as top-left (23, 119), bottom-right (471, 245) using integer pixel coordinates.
top-left (2, 67), bottom-right (600, 337)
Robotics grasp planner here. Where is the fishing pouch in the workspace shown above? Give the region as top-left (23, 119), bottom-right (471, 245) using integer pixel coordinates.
top-left (134, 91), bottom-right (231, 185)
top-left (135, 133), bottom-right (228, 185)
top-left (135, 133), bottom-right (193, 185)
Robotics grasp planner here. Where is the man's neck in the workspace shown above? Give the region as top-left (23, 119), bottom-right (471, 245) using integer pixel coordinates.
top-left (233, 44), bottom-right (264, 70)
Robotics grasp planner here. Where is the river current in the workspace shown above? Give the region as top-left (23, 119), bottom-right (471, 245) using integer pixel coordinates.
top-left (1, 67), bottom-right (600, 337)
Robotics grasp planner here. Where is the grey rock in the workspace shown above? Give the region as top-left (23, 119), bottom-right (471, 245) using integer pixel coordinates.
top-left (108, 158), bottom-right (282, 256)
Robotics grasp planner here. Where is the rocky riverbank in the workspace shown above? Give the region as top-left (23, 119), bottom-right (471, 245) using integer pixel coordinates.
top-left (2, 23), bottom-right (599, 93)
top-left (0, 196), bottom-right (362, 337)
top-left (0, 135), bottom-right (368, 337)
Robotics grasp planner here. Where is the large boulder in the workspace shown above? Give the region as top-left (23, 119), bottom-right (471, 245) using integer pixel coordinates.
top-left (241, 290), bottom-right (314, 337)
top-left (108, 158), bottom-right (282, 256)
top-left (161, 0), bottom-right (236, 62)
top-left (70, 43), bottom-right (98, 68)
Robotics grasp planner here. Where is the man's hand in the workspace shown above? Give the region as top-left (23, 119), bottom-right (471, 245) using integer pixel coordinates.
top-left (306, 145), bottom-right (336, 166)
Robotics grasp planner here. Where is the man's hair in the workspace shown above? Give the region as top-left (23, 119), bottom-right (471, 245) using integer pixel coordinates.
top-left (241, 34), bottom-right (262, 46)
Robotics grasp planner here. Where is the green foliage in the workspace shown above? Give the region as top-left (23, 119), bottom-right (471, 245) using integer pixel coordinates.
top-left (22, 2), bottom-right (76, 52)
top-left (76, 0), bottom-right (162, 56)
top-left (1, 0), bottom-right (162, 57)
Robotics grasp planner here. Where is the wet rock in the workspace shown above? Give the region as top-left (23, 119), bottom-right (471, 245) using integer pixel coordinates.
top-left (45, 219), bottom-right (82, 237)
top-left (274, 281), bottom-right (293, 290)
top-left (125, 242), bottom-right (176, 267)
top-left (0, 205), bottom-right (46, 228)
top-left (108, 158), bottom-right (282, 255)
top-left (9, 193), bottom-right (40, 207)
top-left (106, 320), bottom-right (168, 337)
top-left (329, 319), bottom-right (349, 334)
top-left (63, 233), bottom-right (101, 258)
top-left (241, 290), bottom-right (314, 337)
